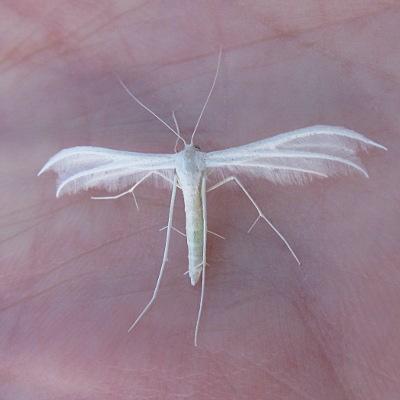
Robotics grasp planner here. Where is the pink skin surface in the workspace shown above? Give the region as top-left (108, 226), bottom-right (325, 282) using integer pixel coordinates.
top-left (1, 2), bottom-right (399, 399)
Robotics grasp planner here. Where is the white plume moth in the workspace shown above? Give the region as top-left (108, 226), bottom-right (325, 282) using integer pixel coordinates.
top-left (38, 49), bottom-right (387, 346)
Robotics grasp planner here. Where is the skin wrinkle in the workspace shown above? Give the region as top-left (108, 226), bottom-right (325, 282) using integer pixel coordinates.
top-left (308, 34), bottom-right (399, 87)
top-left (203, 350), bottom-right (316, 400)
top-left (1, 270), bottom-right (97, 313)
top-left (233, 1), bottom-right (398, 34)
top-left (0, 200), bottom-right (84, 243)
top-left (0, 203), bottom-right (69, 227)
top-left (2, 219), bottom-right (160, 297)
top-left (292, 300), bottom-right (354, 399)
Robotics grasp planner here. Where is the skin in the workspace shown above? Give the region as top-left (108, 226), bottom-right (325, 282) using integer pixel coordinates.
top-left (1, 1), bottom-right (399, 399)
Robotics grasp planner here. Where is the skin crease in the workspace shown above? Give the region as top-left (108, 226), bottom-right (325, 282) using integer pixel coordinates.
top-left (1, 1), bottom-right (399, 399)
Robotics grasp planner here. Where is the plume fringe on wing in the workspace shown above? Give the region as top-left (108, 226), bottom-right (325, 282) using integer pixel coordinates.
top-left (205, 125), bottom-right (386, 185)
top-left (38, 146), bottom-right (176, 197)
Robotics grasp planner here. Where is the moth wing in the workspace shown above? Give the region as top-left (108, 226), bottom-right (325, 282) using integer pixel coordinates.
top-left (205, 125), bottom-right (386, 185)
top-left (38, 146), bottom-right (177, 197)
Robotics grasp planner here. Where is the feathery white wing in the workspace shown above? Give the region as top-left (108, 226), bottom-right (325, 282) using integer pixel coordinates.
top-left (205, 125), bottom-right (387, 184)
top-left (38, 146), bottom-right (177, 197)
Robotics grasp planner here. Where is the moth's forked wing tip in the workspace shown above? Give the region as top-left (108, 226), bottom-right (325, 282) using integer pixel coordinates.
top-left (37, 165), bottom-right (47, 177)
top-left (375, 142), bottom-right (388, 151)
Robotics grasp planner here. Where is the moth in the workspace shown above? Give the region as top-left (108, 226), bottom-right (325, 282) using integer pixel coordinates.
top-left (38, 49), bottom-right (386, 345)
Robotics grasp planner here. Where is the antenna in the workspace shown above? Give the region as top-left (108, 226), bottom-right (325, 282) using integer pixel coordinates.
top-left (118, 78), bottom-right (186, 147)
top-left (191, 45), bottom-right (222, 144)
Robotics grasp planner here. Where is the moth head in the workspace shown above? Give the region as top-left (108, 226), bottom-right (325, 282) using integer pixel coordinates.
top-left (182, 143), bottom-right (201, 152)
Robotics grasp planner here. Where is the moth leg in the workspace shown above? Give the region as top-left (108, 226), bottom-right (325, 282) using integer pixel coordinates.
top-left (184, 262), bottom-right (210, 276)
top-left (208, 230), bottom-right (225, 240)
top-left (128, 175), bottom-right (178, 332)
top-left (194, 175), bottom-right (208, 346)
top-left (159, 226), bottom-right (224, 239)
top-left (159, 226), bottom-right (186, 237)
top-left (207, 176), bottom-right (300, 265)
top-left (91, 171), bottom-right (178, 211)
